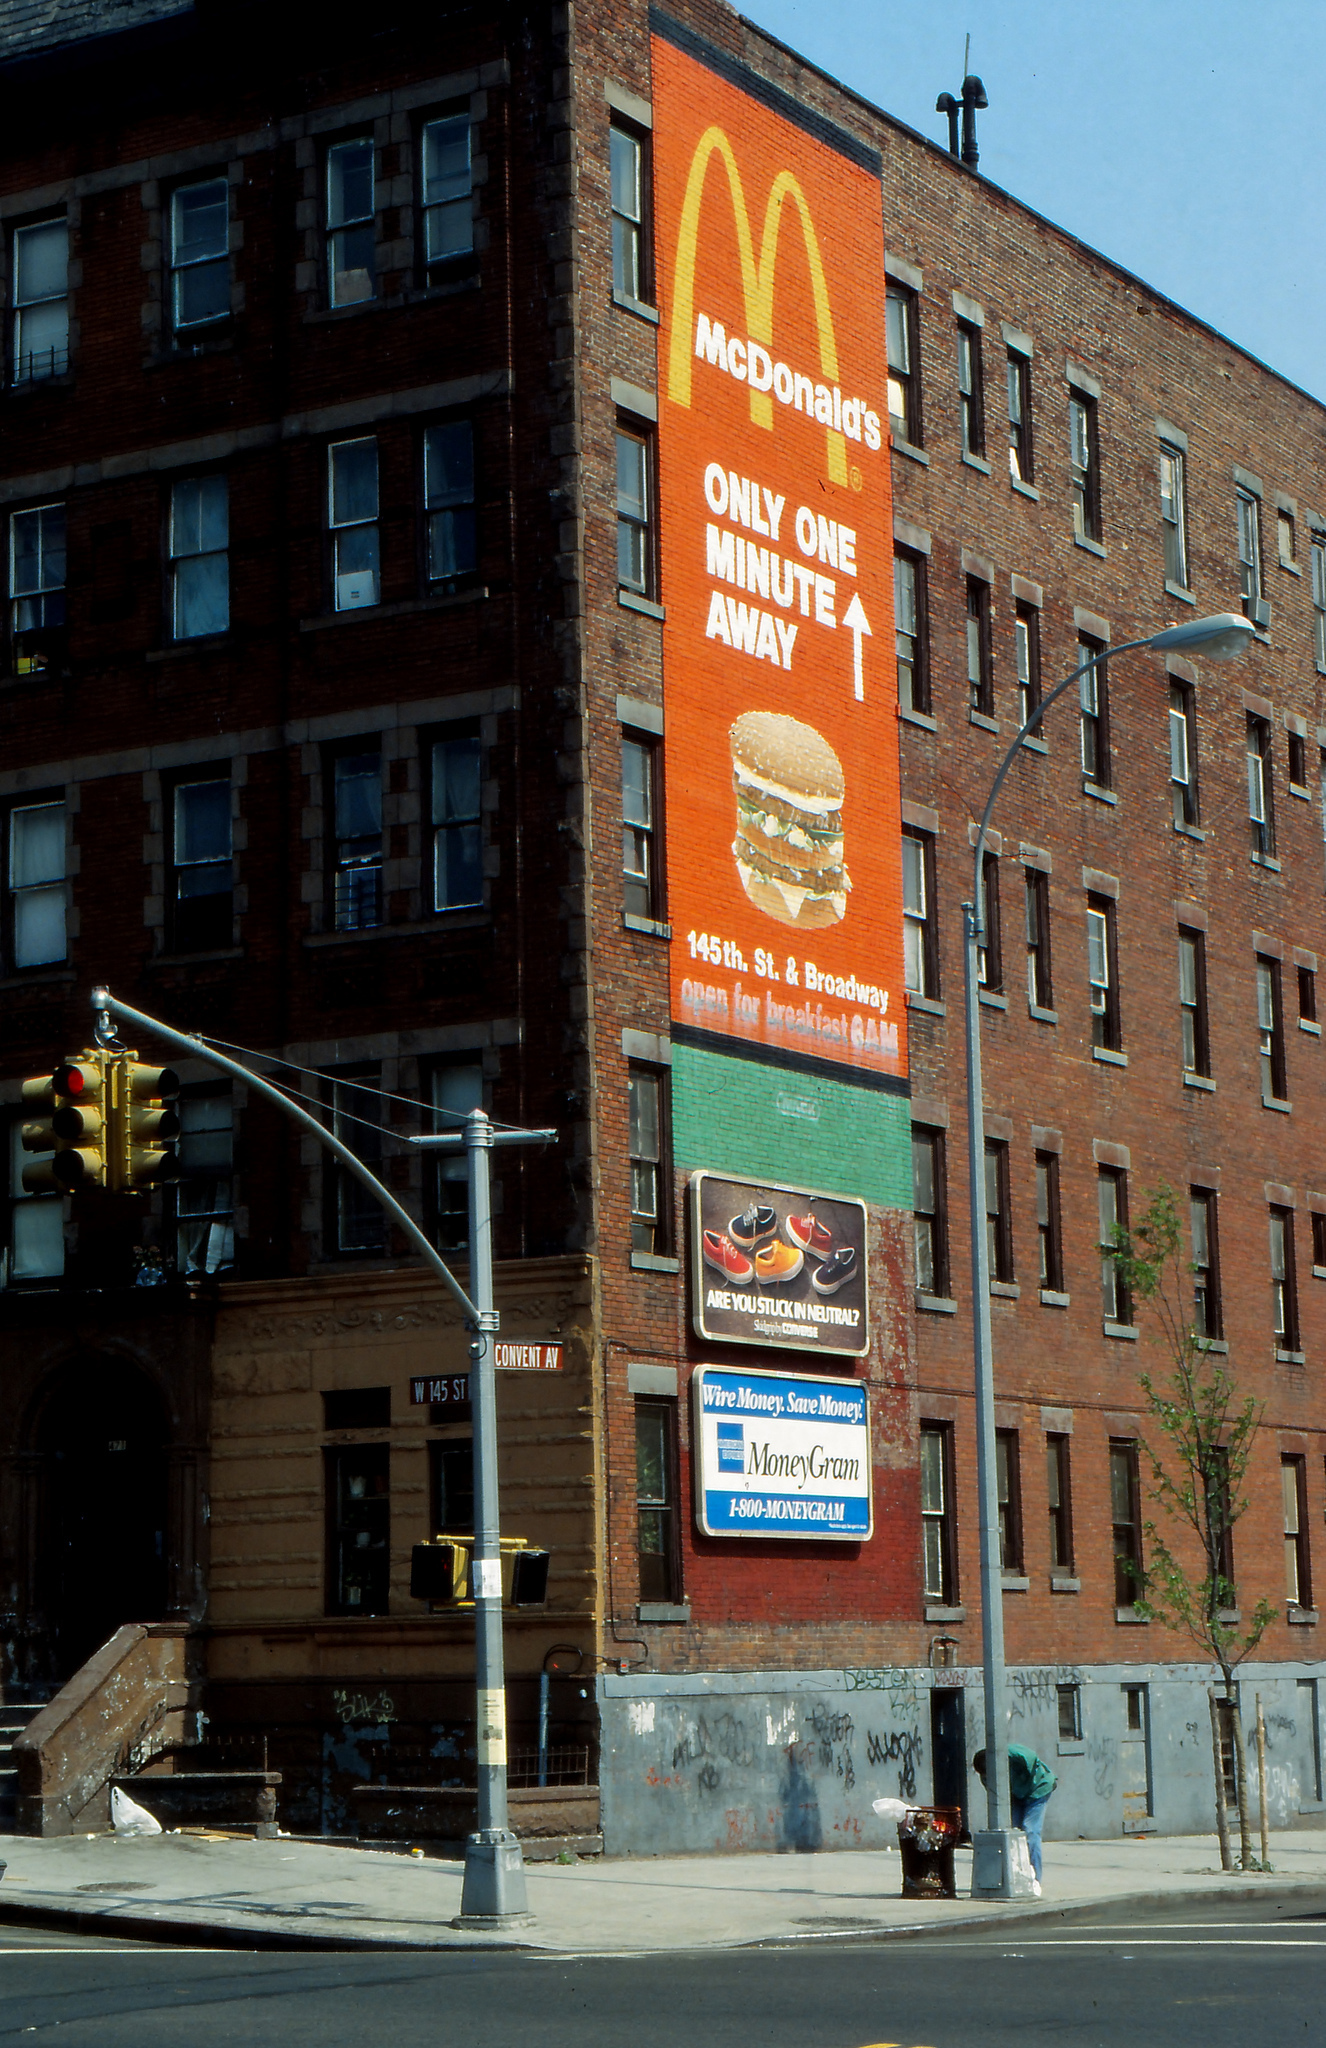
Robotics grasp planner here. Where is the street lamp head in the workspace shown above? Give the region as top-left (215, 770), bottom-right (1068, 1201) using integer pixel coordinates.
top-left (1147, 612), bottom-right (1256, 661)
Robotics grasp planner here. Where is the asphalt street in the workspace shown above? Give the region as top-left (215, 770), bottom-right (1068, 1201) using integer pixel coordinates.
top-left (0, 1892), bottom-right (1320, 2044)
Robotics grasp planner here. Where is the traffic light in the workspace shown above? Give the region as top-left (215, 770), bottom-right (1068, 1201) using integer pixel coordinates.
top-left (109, 1056), bottom-right (181, 1191)
top-left (409, 1535), bottom-right (550, 1609)
top-left (21, 1056), bottom-right (109, 1191)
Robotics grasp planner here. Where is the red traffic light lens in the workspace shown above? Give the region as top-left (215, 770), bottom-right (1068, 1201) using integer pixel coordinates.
top-left (54, 1063), bottom-right (86, 1095)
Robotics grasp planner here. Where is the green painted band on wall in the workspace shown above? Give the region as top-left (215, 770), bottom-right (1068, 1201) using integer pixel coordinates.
top-left (672, 1041), bottom-right (912, 1210)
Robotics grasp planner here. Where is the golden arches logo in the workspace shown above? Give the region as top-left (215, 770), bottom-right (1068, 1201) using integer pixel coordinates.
top-left (667, 125), bottom-right (848, 484)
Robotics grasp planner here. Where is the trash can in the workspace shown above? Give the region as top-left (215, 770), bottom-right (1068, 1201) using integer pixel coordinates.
top-left (897, 1805), bottom-right (960, 1898)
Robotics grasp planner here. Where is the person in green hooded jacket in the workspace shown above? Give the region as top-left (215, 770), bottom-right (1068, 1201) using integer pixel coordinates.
top-left (972, 1744), bottom-right (1057, 1883)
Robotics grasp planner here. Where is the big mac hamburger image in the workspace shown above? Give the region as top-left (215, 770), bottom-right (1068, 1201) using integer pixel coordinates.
top-left (729, 710), bottom-right (849, 929)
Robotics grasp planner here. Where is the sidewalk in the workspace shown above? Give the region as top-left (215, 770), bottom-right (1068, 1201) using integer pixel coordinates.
top-left (0, 1826), bottom-right (1323, 1952)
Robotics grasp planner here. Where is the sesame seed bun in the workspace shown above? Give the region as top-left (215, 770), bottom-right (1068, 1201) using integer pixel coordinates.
top-left (729, 712), bottom-right (845, 816)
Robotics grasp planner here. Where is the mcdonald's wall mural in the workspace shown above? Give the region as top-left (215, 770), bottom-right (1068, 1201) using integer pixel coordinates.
top-left (653, 27), bottom-right (910, 1210)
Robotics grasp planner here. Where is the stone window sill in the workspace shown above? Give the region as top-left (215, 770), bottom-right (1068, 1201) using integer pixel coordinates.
top-left (978, 990), bottom-right (1008, 1011)
top-left (924, 1603), bottom-right (965, 1623)
top-left (638, 1601), bottom-right (690, 1623)
top-left (1252, 851), bottom-right (1283, 873)
top-left (1115, 1607), bottom-right (1149, 1624)
top-left (304, 913), bottom-right (488, 947)
top-left (900, 707), bottom-right (938, 732)
top-left (1174, 821), bottom-right (1207, 843)
top-left (300, 588), bottom-right (486, 632)
top-left (1001, 1573), bottom-right (1029, 1592)
top-left (1104, 1320), bottom-right (1139, 1340)
top-left (1277, 1347), bottom-right (1306, 1364)
top-left (0, 966), bottom-right (75, 991)
top-left (1183, 1072), bottom-right (1216, 1091)
top-left (906, 993), bottom-right (946, 1017)
top-left (1050, 1575), bottom-right (1081, 1594)
top-left (619, 590), bottom-right (665, 621)
top-left (989, 1280), bottom-right (1020, 1300)
top-left (1074, 533), bottom-right (1107, 559)
top-left (916, 1292), bottom-right (957, 1315)
top-left (1093, 1046), bottom-right (1128, 1067)
top-left (623, 912), bottom-right (671, 938)
top-left (148, 945), bottom-right (243, 966)
top-left (1040, 1288), bottom-right (1070, 1309)
top-left (1011, 478), bottom-right (1040, 503)
top-left (1314, 1265), bottom-right (1326, 1280)
top-left (1288, 1606), bottom-right (1319, 1626)
top-left (1290, 781), bottom-right (1312, 801)
top-left (891, 435), bottom-right (929, 467)
top-left (1029, 1004), bottom-right (1058, 1026)
top-left (614, 290), bottom-right (660, 325)
top-left (1299, 1018), bottom-right (1321, 1036)
top-left (631, 1251), bottom-right (679, 1273)
top-left (1083, 780), bottom-right (1118, 805)
top-left (1057, 1739), bottom-right (1086, 1756)
top-left (1021, 732), bottom-right (1048, 754)
top-left (969, 708), bottom-right (999, 732)
top-left (1195, 1337), bottom-right (1229, 1354)
top-left (146, 636), bottom-right (229, 663)
top-left (1164, 580), bottom-right (1197, 607)
top-left (961, 451), bottom-right (992, 476)
top-left (1262, 1094), bottom-right (1292, 1114)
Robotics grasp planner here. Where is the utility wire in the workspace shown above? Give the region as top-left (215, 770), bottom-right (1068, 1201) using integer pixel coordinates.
top-left (197, 1033), bottom-right (528, 1134)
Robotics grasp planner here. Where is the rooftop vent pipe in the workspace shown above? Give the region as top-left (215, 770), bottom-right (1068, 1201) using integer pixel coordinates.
top-left (936, 73), bottom-right (988, 167)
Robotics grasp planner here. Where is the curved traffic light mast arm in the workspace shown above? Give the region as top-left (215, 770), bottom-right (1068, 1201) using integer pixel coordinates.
top-left (91, 985), bottom-right (481, 1325)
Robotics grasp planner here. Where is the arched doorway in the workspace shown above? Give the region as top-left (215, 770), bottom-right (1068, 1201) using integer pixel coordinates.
top-left (36, 1359), bottom-right (168, 1679)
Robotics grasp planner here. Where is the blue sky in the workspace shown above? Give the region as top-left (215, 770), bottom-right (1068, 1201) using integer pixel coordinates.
top-left (743, 0), bottom-right (1325, 402)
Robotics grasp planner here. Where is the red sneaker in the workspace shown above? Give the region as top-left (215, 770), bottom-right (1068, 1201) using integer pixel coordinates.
top-left (703, 1230), bottom-right (754, 1283)
top-left (786, 1212), bottom-right (833, 1259)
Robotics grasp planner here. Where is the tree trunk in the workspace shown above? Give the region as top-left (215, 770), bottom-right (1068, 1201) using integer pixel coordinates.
top-left (1228, 1688), bottom-right (1254, 1870)
top-left (1209, 1690), bottom-right (1233, 1872)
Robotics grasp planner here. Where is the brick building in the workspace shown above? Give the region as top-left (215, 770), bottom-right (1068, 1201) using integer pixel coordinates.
top-left (0, 0), bottom-right (1323, 1852)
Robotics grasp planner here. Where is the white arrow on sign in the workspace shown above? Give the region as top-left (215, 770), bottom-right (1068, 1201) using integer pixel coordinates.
top-left (842, 593), bottom-right (872, 700)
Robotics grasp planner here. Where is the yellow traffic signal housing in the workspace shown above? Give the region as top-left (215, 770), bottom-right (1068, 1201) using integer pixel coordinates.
top-left (107, 1054), bottom-right (181, 1191)
top-left (409, 1534), bottom-right (550, 1609)
top-left (21, 1056), bottom-right (109, 1191)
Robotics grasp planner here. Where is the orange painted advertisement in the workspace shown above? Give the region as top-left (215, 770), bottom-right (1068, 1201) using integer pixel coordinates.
top-left (653, 34), bottom-right (906, 1081)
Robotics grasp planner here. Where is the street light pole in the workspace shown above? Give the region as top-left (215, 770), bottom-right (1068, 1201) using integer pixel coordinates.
top-left (963, 614), bottom-right (1253, 1898)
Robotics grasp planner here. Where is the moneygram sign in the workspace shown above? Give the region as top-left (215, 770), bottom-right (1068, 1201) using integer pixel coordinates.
top-left (653, 30), bottom-right (905, 1082)
top-left (692, 1363), bottom-right (872, 1540)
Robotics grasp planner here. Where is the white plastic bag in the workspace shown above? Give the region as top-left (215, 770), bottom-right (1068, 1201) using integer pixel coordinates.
top-left (871, 1796), bottom-right (912, 1823)
top-left (111, 1787), bottom-right (162, 1836)
top-left (1008, 1826), bottom-right (1039, 1896)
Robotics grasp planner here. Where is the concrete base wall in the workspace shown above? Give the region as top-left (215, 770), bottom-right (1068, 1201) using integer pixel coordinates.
top-left (598, 1661), bottom-right (1326, 1856)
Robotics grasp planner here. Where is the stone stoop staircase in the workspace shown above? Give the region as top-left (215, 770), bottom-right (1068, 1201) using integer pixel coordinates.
top-left (0, 1698), bottom-right (50, 1832)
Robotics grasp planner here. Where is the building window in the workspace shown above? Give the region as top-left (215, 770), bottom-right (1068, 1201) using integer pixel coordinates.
top-left (956, 320), bottom-right (984, 460)
top-left (6, 799), bottom-right (65, 970)
top-left (1283, 1455), bottom-right (1311, 1609)
top-left (1190, 1188), bottom-right (1222, 1340)
top-left (920, 1423), bottom-right (956, 1602)
top-left (430, 724), bottom-right (483, 912)
top-left (1069, 390), bottom-right (1100, 542)
top-left (1312, 533), bottom-right (1326, 670)
top-left (985, 1138), bottom-right (1013, 1284)
top-left (326, 1444), bottom-right (389, 1615)
top-left (611, 121), bottom-right (650, 302)
top-left (966, 577), bottom-right (993, 716)
top-left (169, 775), bottom-right (232, 953)
top-left (1007, 350), bottom-right (1033, 483)
top-left (431, 1436), bottom-right (475, 1535)
top-left (1313, 1211), bottom-right (1326, 1274)
top-left (1279, 505), bottom-right (1297, 567)
top-left (326, 1065), bottom-right (385, 1257)
top-left (420, 112), bottom-right (473, 274)
top-left (1078, 634), bottom-right (1109, 785)
top-left (423, 420), bottom-right (477, 587)
top-left (168, 178), bottom-right (229, 337)
top-left (977, 851), bottom-right (1002, 992)
top-left (1247, 713), bottom-right (1274, 856)
top-left (1289, 728), bottom-right (1308, 790)
top-left (1024, 868), bottom-right (1052, 1011)
top-left (1299, 963), bottom-right (1317, 1024)
top-left (11, 217), bottom-right (68, 382)
top-left (996, 1428), bottom-right (1022, 1573)
top-left (326, 137), bottom-right (375, 307)
top-left (1036, 1149), bottom-right (1063, 1292)
top-left (1087, 894), bottom-right (1121, 1050)
top-left (886, 281), bottom-right (921, 446)
top-left (329, 437), bottom-right (379, 611)
top-left (9, 503), bottom-right (66, 674)
top-left (1058, 1683), bottom-right (1082, 1741)
top-left (175, 1086), bottom-right (234, 1275)
top-left (1110, 1438), bottom-right (1143, 1607)
top-left (1237, 486), bottom-right (1263, 620)
top-left (330, 748), bottom-right (382, 932)
top-left (1046, 1433), bottom-right (1073, 1573)
top-left (636, 1399), bottom-right (679, 1602)
top-left (912, 1126), bottom-right (948, 1298)
top-left (1169, 681), bottom-right (1199, 826)
top-left (616, 424), bottom-right (654, 596)
top-left (429, 1060), bottom-right (483, 1252)
top-left (902, 829), bottom-right (938, 998)
top-left (1099, 1166), bottom-right (1131, 1324)
top-left (1015, 601), bottom-right (1041, 731)
top-left (894, 548), bottom-right (929, 715)
top-left (1270, 1205), bottom-right (1299, 1348)
top-left (628, 1064), bottom-right (670, 1255)
top-left (5, 1115), bottom-right (64, 1285)
top-left (1160, 442), bottom-right (1188, 588)
top-left (1178, 926), bottom-right (1210, 1077)
top-left (622, 731), bottom-right (661, 921)
top-left (169, 476), bottom-right (229, 640)
top-left (1257, 954), bottom-right (1287, 1101)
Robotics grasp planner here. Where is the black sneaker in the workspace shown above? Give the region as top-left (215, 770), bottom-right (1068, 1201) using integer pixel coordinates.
top-left (729, 1202), bottom-right (777, 1249)
top-left (811, 1246), bottom-right (857, 1295)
